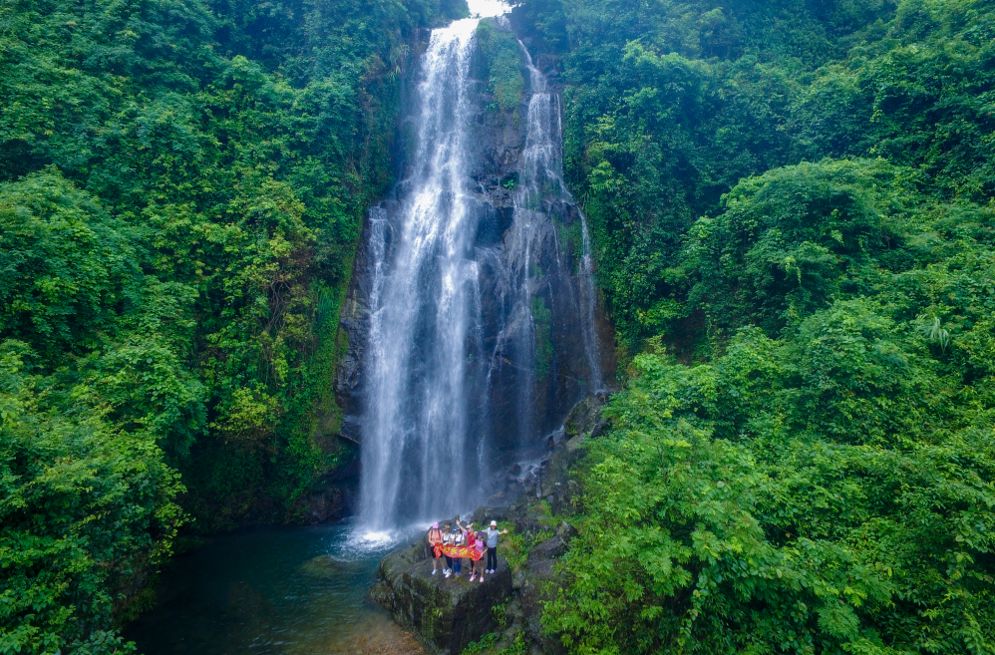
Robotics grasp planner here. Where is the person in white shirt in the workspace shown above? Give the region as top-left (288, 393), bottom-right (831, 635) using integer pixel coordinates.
top-left (485, 520), bottom-right (508, 574)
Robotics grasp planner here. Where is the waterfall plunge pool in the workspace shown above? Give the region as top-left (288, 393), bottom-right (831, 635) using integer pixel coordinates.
top-left (126, 521), bottom-right (428, 655)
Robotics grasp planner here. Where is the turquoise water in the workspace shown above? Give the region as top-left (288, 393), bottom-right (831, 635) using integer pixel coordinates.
top-left (127, 523), bottom-right (425, 655)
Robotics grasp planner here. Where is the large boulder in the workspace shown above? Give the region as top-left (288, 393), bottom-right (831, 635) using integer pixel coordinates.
top-left (372, 541), bottom-right (514, 654)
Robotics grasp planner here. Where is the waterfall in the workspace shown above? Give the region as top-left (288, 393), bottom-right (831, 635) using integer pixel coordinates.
top-left (356, 9), bottom-right (604, 532)
top-left (578, 213), bottom-right (605, 391)
top-left (515, 45), bottom-right (605, 393)
top-left (357, 16), bottom-right (484, 531)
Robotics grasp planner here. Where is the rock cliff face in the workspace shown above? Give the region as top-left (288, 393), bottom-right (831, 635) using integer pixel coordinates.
top-left (505, 393), bottom-right (609, 654)
top-left (372, 542), bottom-right (514, 655)
top-left (334, 17), bottom-right (613, 458)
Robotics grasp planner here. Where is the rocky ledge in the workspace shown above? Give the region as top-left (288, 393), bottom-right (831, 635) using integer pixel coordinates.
top-left (372, 541), bottom-right (514, 655)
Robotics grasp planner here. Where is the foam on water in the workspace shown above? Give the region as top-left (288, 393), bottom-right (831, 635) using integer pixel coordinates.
top-left (342, 523), bottom-right (422, 555)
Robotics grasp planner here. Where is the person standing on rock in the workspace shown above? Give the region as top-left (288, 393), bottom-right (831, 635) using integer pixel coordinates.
top-left (474, 529), bottom-right (487, 582)
top-left (449, 520), bottom-right (465, 578)
top-left (427, 522), bottom-right (444, 576)
top-left (485, 520), bottom-right (508, 575)
top-left (466, 523), bottom-right (480, 582)
top-left (442, 522), bottom-right (454, 578)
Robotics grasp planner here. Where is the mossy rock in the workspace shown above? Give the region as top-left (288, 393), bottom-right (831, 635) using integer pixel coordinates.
top-left (475, 20), bottom-right (527, 114)
top-left (373, 541), bottom-right (514, 654)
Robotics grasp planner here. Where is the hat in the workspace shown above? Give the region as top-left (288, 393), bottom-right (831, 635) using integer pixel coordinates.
top-left (490, 520), bottom-right (497, 527)
top-left (432, 522), bottom-right (439, 529)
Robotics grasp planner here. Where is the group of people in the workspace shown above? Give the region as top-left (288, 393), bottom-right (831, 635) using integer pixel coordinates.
top-left (426, 517), bottom-right (507, 582)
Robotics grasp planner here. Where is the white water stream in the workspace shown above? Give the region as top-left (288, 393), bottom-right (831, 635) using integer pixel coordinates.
top-left (357, 6), bottom-right (602, 533)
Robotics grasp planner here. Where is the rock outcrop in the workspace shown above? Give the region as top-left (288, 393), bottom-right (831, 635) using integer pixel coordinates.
top-left (372, 541), bottom-right (514, 655)
top-left (501, 392), bottom-right (614, 653)
top-left (372, 393), bottom-right (610, 654)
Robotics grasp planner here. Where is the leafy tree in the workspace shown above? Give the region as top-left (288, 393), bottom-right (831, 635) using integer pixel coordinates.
top-left (0, 341), bottom-right (183, 655)
top-left (545, 325), bottom-right (995, 654)
top-left (684, 159), bottom-right (908, 336)
top-left (0, 171), bottom-right (138, 358)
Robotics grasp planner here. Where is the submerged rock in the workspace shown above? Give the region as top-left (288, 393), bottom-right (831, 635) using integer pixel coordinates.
top-left (300, 554), bottom-right (351, 579)
top-left (372, 541), bottom-right (513, 655)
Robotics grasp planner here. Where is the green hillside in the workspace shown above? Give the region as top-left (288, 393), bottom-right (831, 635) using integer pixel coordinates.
top-left (512, 0), bottom-right (995, 652)
top-left (2, 0), bottom-right (992, 652)
top-left (0, 0), bottom-right (459, 651)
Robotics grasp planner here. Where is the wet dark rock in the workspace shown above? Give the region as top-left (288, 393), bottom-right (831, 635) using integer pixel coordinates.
top-left (333, 214), bottom-right (378, 440)
top-left (372, 541), bottom-right (513, 655)
top-left (517, 538), bottom-right (565, 655)
top-left (564, 392), bottom-right (610, 440)
top-left (290, 447), bottom-right (359, 525)
top-left (292, 484), bottom-right (351, 525)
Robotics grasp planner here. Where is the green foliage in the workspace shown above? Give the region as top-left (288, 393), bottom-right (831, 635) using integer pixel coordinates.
top-left (532, 296), bottom-right (554, 380)
top-left (461, 631), bottom-right (529, 655)
top-left (0, 0), bottom-right (459, 649)
top-left (544, 320), bottom-right (995, 654)
top-left (684, 159), bottom-right (910, 336)
top-left (0, 171), bottom-right (139, 358)
top-left (476, 20), bottom-right (527, 113)
top-left (463, 632), bottom-right (501, 654)
top-left (0, 342), bottom-right (183, 655)
top-left (518, 0), bottom-right (995, 653)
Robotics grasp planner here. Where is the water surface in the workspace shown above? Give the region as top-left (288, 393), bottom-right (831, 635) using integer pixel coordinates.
top-left (127, 523), bottom-right (425, 655)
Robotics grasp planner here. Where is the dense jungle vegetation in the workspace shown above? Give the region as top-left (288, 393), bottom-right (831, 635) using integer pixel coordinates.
top-left (510, 0), bottom-right (995, 653)
top-left (0, 0), bottom-right (461, 651)
top-left (2, 0), bottom-right (993, 653)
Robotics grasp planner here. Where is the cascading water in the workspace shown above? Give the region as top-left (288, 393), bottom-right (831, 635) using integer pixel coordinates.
top-left (357, 14), bottom-right (486, 532)
top-left (513, 45), bottom-right (605, 394)
top-left (355, 4), bottom-right (606, 534)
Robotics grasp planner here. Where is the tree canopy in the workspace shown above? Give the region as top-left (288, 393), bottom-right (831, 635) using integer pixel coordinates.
top-left (511, 0), bottom-right (995, 653)
top-left (0, 0), bottom-right (459, 651)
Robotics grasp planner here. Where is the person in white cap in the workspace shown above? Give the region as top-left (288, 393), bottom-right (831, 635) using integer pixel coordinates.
top-left (485, 520), bottom-right (508, 574)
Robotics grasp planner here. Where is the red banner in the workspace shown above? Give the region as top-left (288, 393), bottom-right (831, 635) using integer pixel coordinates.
top-left (434, 544), bottom-right (484, 561)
